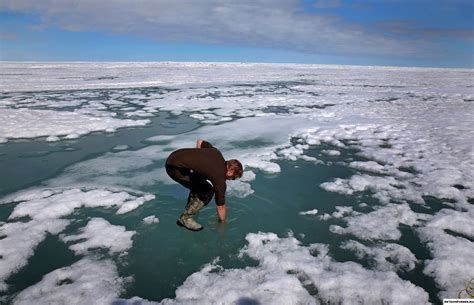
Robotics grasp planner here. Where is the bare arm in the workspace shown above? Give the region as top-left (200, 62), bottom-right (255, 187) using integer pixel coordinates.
top-left (197, 139), bottom-right (215, 149)
top-left (216, 204), bottom-right (226, 223)
top-left (196, 139), bottom-right (204, 148)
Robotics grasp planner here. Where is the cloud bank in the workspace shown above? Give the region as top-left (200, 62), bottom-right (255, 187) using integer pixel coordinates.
top-left (1, 0), bottom-right (423, 58)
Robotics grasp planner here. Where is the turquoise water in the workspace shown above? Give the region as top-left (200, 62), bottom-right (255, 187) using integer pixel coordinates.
top-left (0, 106), bottom-right (441, 304)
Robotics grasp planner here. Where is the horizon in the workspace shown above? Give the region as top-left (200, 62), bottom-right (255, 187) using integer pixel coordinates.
top-left (1, 60), bottom-right (472, 70)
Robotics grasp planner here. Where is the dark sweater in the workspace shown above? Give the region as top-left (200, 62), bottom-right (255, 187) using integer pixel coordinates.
top-left (166, 141), bottom-right (227, 205)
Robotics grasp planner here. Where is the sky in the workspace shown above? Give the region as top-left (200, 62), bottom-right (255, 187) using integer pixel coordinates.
top-left (0, 0), bottom-right (473, 68)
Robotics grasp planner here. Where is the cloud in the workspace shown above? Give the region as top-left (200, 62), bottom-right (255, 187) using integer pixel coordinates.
top-left (0, 0), bottom-right (443, 58)
top-left (0, 31), bottom-right (18, 41)
top-left (377, 20), bottom-right (474, 40)
top-left (314, 0), bottom-right (342, 9)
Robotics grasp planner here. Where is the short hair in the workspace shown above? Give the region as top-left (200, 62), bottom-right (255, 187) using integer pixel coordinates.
top-left (226, 159), bottom-right (244, 179)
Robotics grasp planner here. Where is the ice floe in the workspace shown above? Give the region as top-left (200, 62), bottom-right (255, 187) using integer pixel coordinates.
top-left (142, 215), bottom-right (159, 224)
top-left (299, 209), bottom-right (319, 216)
top-left (329, 203), bottom-right (427, 241)
top-left (0, 188), bottom-right (154, 291)
top-left (123, 232), bottom-right (429, 305)
top-left (0, 108), bottom-right (149, 142)
top-left (13, 258), bottom-right (124, 305)
top-left (340, 240), bottom-right (417, 272)
top-left (61, 218), bottom-right (135, 255)
top-left (418, 207), bottom-right (474, 300)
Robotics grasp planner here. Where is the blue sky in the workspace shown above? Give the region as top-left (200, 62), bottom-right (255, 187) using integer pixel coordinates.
top-left (0, 0), bottom-right (473, 67)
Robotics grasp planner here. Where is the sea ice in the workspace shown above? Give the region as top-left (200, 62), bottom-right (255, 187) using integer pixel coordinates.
top-left (329, 203), bottom-right (426, 240)
top-left (341, 240), bottom-right (417, 271)
top-left (0, 108), bottom-right (150, 142)
top-left (13, 258), bottom-right (124, 305)
top-left (0, 188), bottom-right (154, 290)
top-left (61, 218), bottom-right (135, 255)
top-left (142, 215), bottom-right (159, 224)
top-left (299, 209), bottom-right (319, 216)
top-left (131, 232), bottom-right (430, 305)
top-left (0, 62), bottom-right (472, 303)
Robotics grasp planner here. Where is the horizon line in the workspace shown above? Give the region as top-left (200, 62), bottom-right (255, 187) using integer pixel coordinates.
top-left (1, 59), bottom-right (472, 70)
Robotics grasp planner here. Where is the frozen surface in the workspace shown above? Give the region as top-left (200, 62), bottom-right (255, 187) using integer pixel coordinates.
top-left (0, 188), bottom-right (154, 290)
top-left (124, 232), bottom-right (429, 305)
top-left (142, 215), bottom-right (159, 224)
top-left (0, 107), bottom-right (149, 143)
top-left (0, 62), bottom-right (472, 304)
top-left (299, 209), bottom-right (319, 216)
top-left (13, 258), bottom-right (124, 305)
top-left (61, 217), bottom-right (135, 255)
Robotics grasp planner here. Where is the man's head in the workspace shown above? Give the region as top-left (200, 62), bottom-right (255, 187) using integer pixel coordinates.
top-left (225, 159), bottom-right (243, 180)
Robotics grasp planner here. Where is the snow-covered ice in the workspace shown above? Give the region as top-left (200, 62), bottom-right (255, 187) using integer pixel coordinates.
top-left (142, 215), bottom-right (159, 224)
top-left (0, 108), bottom-right (150, 143)
top-left (61, 217), bottom-right (135, 255)
top-left (299, 209), bottom-right (319, 216)
top-left (13, 258), bottom-right (125, 305)
top-left (0, 62), bottom-right (472, 304)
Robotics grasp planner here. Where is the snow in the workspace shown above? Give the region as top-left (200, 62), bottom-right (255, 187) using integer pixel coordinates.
top-left (5, 188), bottom-right (154, 220)
top-left (0, 188), bottom-right (154, 291)
top-left (418, 207), bottom-right (474, 300)
top-left (125, 232), bottom-right (429, 305)
top-left (0, 219), bottom-right (69, 291)
top-left (0, 108), bottom-right (149, 143)
top-left (113, 144), bottom-right (130, 151)
top-left (13, 258), bottom-right (124, 305)
top-left (299, 209), bottom-right (318, 216)
top-left (341, 240), bottom-right (418, 272)
top-left (142, 215), bottom-right (159, 224)
top-left (321, 149), bottom-right (341, 156)
top-left (61, 218), bottom-right (135, 255)
top-left (329, 203), bottom-right (426, 241)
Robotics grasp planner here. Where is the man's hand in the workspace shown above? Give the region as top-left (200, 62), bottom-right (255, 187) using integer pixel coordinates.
top-left (196, 139), bottom-right (204, 148)
top-left (216, 204), bottom-right (226, 223)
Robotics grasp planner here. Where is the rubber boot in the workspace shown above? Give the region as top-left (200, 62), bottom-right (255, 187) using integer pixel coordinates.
top-left (177, 193), bottom-right (205, 231)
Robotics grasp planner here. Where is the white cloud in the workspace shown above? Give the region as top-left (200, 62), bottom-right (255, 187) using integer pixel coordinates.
top-left (314, 0), bottom-right (342, 9)
top-left (0, 0), bottom-right (418, 57)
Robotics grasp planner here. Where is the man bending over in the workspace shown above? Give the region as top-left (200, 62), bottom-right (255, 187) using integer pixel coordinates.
top-left (165, 139), bottom-right (243, 231)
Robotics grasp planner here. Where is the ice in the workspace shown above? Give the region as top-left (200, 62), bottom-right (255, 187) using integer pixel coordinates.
top-left (7, 188), bottom-right (154, 221)
top-left (45, 135), bottom-right (60, 142)
top-left (321, 149), bottom-right (341, 156)
top-left (299, 209), bottom-right (319, 216)
top-left (0, 188), bottom-right (153, 290)
top-left (142, 215), bottom-right (159, 224)
top-left (0, 108), bottom-right (150, 142)
top-left (0, 62), bottom-right (337, 93)
top-left (46, 115), bottom-right (318, 191)
top-left (129, 232), bottom-right (429, 305)
top-left (61, 218), bottom-right (135, 255)
top-left (329, 203), bottom-right (426, 240)
top-left (328, 206), bottom-right (356, 219)
top-left (0, 62), bottom-right (472, 303)
top-left (0, 219), bottom-right (69, 291)
top-left (320, 174), bottom-right (422, 204)
top-left (418, 206), bottom-right (474, 300)
top-left (113, 144), bottom-right (130, 151)
top-left (13, 258), bottom-right (124, 305)
top-left (116, 193), bottom-right (156, 214)
top-left (226, 180), bottom-right (254, 198)
top-left (341, 240), bottom-right (417, 272)
top-left (349, 161), bottom-right (387, 174)
top-left (239, 170), bottom-right (256, 182)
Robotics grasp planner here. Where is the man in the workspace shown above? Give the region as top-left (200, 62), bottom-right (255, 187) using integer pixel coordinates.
top-left (165, 139), bottom-right (243, 231)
